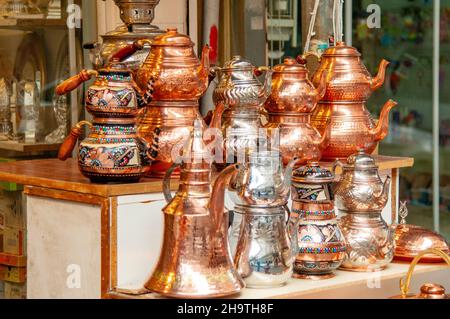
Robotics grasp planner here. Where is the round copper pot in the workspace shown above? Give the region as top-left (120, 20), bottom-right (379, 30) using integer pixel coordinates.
top-left (137, 100), bottom-right (203, 177)
top-left (311, 100), bottom-right (397, 159)
top-left (265, 113), bottom-right (329, 166)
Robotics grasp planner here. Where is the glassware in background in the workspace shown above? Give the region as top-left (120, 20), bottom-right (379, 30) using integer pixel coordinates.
top-left (17, 75), bottom-right (40, 143)
top-left (44, 94), bottom-right (67, 143)
top-left (0, 78), bottom-right (13, 140)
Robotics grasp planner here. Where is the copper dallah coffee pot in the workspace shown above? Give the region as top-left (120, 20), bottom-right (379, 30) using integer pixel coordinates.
top-left (264, 57), bottom-right (329, 165)
top-left (56, 61), bottom-right (158, 183)
top-left (310, 42), bottom-right (397, 159)
top-left (334, 151), bottom-right (395, 271)
top-left (145, 119), bottom-right (245, 298)
top-left (85, 0), bottom-right (164, 71)
top-left (113, 29), bottom-right (212, 176)
top-left (212, 56), bottom-right (271, 166)
top-left (394, 202), bottom-right (450, 263)
top-left (391, 249), bottom-right (450, 299)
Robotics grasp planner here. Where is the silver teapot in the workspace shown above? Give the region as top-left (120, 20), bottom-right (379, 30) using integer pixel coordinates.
top-left (212, 56), bottom-right (272, 167)
top-left (228, 151), bottom-right (299, 208)
top-left (333, 150), bottom-right (391, 213)
top-left (334, 150), bottom-right (395, 272)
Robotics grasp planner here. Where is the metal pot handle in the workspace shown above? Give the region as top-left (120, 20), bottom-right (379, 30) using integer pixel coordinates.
top-left (162, 163), bottom-right (181, 203)
top-left (332, 159), bottom-right (344, 175)
top-left (399, 248), bottom-right (450, 298)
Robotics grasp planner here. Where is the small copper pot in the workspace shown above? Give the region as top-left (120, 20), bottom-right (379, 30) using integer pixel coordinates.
top-left (291, 162), bottom-right (335, 202)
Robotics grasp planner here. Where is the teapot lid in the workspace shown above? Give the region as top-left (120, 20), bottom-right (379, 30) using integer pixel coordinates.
top-left (345, 149), bottom-right (378, 170)
top-left (292, 162), bottom-right (334, 183)
top-left (151, 28), bottom-right (194, 47)
top-left (221, 55), bottom-right (256, 72)
top-left (272, 57), bottom-right (308, 74)
top-left (322, 41), bottom-right (361, 58)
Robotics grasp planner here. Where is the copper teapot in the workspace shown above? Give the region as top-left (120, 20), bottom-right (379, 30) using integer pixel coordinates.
top-left (310, 42), bottom-right (397, 159)
top-left (264, 57), bottom-right (329, 165)
top-left (134, 28), bottom-right (211, 101)
top-left (311, 42), bottom-right (389, 102)
top-left (55, 61), bottom-right (158, 183)
top-left (145, 119), bottom-right (244, 298)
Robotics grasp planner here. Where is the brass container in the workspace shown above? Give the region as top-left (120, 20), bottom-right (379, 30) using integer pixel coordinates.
top-left (391, 249), bottom-right (450, 299)
top-left (394, 202), bottom-right (450, 263)
top-left (310, 42), bottom-right (397, 159)
top-left (291, 162), bottom-right (335, 202)
top-left (145, 121), bottom-right (244, 298)
top-left (334, 150), bottom-right (395, 272)
top-left (291, 201), bottom-right (347, 280)
top-left (264, 58), bottom-right (329, 165)
top-left (137, 100), bottom-right (203, 177)
top-left (86, 0), bottom-right (164, 71)
top-left (55, 62), bottom-right (158, 183)
top-left (136, 29), bottom-right (210, 101)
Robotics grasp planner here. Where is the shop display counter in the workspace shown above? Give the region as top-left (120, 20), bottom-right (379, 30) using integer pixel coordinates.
top-left (0, 156), bottom-right (417, 299)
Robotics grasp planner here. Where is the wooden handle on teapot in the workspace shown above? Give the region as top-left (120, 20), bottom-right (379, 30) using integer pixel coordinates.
top-left (58, 121), bottom-right (93, 161)
top-left (56, 70), bottom-right (97, 96)
top-left (110, 40), bottom-right (148, 62)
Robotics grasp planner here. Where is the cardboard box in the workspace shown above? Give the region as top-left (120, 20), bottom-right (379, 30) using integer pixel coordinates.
top-left (4, 282), bottom-right (26, 299)
top-left (0, 265), bottom-right (26, 283)
top-left (1, 191), bottom-right (25, 229)
top-left (3, 227), bottom-right (26, 256)
top-left (0, 229), bottom-right (3, 253)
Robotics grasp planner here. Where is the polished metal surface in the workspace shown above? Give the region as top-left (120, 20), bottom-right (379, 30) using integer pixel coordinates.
top-left (136, 29), bottom-right (211, 101)
top-left (228, 151), bottom-right (299, 208)
top-left (145, 121), bottom-right (244, 298)
top-left (89, 0), bottom-right (163, 71)
top-left (338, 212), bottom-right (395, 272)
top-left (310, 42), bottom-right (397, 159)
top-left (291, 201), bottom-right (346, 279)
top-left (232, 205), bottom-right (293, 288)
top-left (333, 150), bottom-right (391, 213)
top-left (263, 58), bottom-right (329, 165)
top-left (394, 202), bottom-right (450, 263)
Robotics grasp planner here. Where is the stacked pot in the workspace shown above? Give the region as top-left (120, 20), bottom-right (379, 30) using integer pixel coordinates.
top-left (310, 42), bottom-right (397, 160)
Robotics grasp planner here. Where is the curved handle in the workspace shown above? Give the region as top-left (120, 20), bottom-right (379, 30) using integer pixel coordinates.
top-left (162, 163), bottom-right (181, 203)
top-left (399, 248), bottom-right (450, 298)
top-left (56, 70), bottom-right (97, 96)
top-left (58, 121), bottom-right (93, 161)
top-left (332, 159), bottom-right (344, 175)
top-left (83, 42), bottom-right (98, 50)
top-left (110, 39), bottom-right (148, 62)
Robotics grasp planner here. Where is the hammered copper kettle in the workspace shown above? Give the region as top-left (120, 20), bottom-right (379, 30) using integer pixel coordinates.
top-left (264, 57), bottom-right (330, 165)
top-left (310, 42), bottom-right (397, 159)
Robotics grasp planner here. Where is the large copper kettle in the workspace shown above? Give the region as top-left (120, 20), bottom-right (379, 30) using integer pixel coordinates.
top-left (145, 117), bottom-right (245, 298)
top-left (135, 28), bottom-right (211, 101)
top-left (264, 57), bottom-right (329, 165)
top-left (310, 42), bottom-right (397, 159)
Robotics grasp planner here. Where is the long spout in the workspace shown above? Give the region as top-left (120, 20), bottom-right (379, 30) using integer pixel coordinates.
top-left (371, 59), bottom-right (390, 91)
top-left (369, 99), bottom-right (398, 142)
top-left (210, 164), bottom-right (239, 234)
top-left (256, 67), bottom-right (273, 100)
top-left (199, 45), bottom-right (211, 89)
top-left (313, 119), bottom-right (331, 150)
top-left (205, 102), bottom-right (226, 162)
top-left (312, 71), bottom-right (328, 106)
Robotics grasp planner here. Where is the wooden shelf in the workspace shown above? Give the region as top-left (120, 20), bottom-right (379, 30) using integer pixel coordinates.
top-left (0, 141), bottom-right (61, 153)
top-left (0, 18), bottom-right (67, 29)
top-left (321, 155), bottom-right (414, 174)
top-left (0, 158), bottom-right (179, 198)
top-left (107, 262), bottom-right (449, 299)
